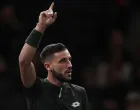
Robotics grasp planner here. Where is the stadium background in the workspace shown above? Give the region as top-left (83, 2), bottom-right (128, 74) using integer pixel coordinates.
top-left (0, 0), bottom-right (140, 109)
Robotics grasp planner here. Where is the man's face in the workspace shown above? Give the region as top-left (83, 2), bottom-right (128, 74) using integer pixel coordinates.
top-left (48, 49), bottom-right (72, 82)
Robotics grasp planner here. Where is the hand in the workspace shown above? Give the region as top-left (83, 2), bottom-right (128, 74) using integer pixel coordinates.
top-left (35, 2), bottom-right (57, 32)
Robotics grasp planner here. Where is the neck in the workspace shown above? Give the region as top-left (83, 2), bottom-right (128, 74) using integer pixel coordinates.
top-left (47, 72), bottom-right (63, 87)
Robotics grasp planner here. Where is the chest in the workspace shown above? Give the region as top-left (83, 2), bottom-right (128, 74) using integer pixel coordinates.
top-left (36, 87), bottom-right (83, 110)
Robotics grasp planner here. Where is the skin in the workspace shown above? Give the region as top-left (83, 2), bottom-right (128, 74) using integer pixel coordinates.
top-left (45, 49), bottom-right (72, 86)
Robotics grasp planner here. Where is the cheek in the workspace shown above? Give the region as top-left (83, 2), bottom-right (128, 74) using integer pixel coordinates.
top-left (54, 65), bottom-right (66, 73)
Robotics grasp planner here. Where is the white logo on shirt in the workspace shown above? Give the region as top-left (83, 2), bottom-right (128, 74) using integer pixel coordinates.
top-left (71, 101), bottom-right (80, 108)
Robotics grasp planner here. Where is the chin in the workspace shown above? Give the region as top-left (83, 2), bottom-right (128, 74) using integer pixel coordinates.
top-left (66, 77), bottom-right (72, 81)
top-left (63, 77), bottom-right (71, 82)
top-left (60, 73), bottom-right (72, 82)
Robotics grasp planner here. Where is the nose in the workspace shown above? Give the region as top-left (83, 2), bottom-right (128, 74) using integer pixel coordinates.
top-left (68, 60), bottom-right (72, 68)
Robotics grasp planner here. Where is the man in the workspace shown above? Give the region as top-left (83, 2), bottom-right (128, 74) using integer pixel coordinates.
top-left (19, 2), bottom-right (89, 110)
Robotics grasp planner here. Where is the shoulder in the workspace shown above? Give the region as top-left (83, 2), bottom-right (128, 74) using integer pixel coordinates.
top-left (23, 78), bottom-right (48, 99)
top-left (36, 77), bottom-right (49, 84)
top-left (70, 84), bottom-right (86, 93)
top-left (23, 77), bottom-right (46, 92)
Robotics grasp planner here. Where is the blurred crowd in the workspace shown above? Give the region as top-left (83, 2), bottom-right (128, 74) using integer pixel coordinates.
top-left (0, 0), bottom-right (140, 110)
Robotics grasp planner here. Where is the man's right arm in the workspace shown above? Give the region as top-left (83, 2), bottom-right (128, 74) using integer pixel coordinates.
top-left (18, 2), bottom-right (57, 88)
top-left (19, 27), bottom-right (44, 88)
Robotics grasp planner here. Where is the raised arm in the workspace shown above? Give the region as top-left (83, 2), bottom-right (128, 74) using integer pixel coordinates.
top-left (18, 2), bottom-right (57, 87)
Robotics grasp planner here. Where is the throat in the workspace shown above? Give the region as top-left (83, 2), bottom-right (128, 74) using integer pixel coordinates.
top-left (47, 74), bottom-right (63, 87)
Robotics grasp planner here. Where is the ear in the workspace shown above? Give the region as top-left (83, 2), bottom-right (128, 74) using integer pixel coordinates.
top-left (44, 62), bottom-right (51, 71)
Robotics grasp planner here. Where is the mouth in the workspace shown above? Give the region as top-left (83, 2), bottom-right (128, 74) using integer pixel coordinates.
top-left (65, 70), bottom-right (72, 74)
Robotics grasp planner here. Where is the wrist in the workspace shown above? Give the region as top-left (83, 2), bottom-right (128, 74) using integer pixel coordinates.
top-left (25, 29), bottom-right (43, 48)
top-left (35, 23), bottom-right (48, 33)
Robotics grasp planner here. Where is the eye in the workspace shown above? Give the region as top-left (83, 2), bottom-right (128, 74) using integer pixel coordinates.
top-left (69, 57), bottom-right (72, 62)
top-left (59, 57), bottom-right (72, 63)
top-left (59, 58), bottom-right (67, 63)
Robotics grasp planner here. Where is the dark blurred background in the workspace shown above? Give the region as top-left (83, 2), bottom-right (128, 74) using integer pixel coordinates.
top-left (0, 0), bottom-right (140, 110)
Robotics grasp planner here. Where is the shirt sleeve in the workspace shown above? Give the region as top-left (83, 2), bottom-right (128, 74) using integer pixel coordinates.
top-left (22, 77), bottom-right (42, 100)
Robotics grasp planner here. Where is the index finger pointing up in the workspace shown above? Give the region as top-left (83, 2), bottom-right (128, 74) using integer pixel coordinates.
top-left (49, 2), bottom-right (54, 10)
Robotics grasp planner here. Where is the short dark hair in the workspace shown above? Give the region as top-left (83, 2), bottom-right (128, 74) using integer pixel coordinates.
top-left (40, 43), bottom-right (67, 63)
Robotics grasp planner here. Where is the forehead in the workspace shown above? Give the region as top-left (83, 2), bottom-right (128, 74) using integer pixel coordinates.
top-left (53, 49), bottom-right (71, 59)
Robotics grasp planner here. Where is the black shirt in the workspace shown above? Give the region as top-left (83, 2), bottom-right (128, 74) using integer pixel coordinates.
top-left (23, 77), bottom-right (89, 110)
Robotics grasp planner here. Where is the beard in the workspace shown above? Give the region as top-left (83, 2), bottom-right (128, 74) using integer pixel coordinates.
top-left (51, 68), bottom-right (72, 82)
